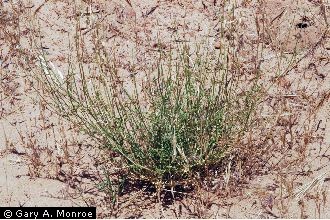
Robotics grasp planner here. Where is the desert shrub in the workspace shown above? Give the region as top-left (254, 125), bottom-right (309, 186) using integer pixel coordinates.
top-left (35, 41), bottom-right (261, 188)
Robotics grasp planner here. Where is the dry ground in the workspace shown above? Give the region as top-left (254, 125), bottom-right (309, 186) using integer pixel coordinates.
top-left (1, 0), bottom-right (330, 218)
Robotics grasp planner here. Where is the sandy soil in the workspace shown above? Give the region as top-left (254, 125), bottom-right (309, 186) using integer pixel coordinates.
top-left (1, 0), bottom-right (329, 218)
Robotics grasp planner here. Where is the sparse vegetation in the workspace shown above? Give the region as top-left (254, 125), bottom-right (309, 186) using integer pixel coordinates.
top-left (1, 0), bottom-right (329, 218)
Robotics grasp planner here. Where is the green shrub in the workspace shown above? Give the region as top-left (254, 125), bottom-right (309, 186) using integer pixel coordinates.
top-left (35, 41), bottom-right (260, 188)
